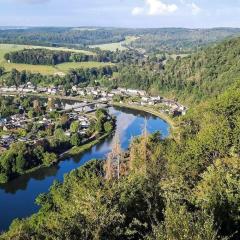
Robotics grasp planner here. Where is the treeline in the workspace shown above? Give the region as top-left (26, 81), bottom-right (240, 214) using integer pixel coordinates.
top-left (4, 48), bottom-right (144, 65)
top-left (5, 65), bottom-right (117, 89)
top-left (2, 84), bottom-right (240, 239)
top-left (129, 27), bottom-right (240, 53)
top-left (4, 49), bottom-right (72, 65)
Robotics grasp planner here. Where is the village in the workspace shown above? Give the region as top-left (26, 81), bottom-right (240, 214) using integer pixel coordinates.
top-left (0, 82), bottom-right (188, 153)
top-left (0, 100), bottom-right (93, 153)
top-left (0, 83), bottom-right (188, 115)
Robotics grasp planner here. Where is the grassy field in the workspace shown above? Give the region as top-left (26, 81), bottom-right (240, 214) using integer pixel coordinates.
top-left (89, 36), bottom-right (138, 51)
top-left (0, 44), bottom-right (109, 75)
top-left (56, 62), bottom-right (114, 73)
top-left (3, 62), bottom-right (57, 75)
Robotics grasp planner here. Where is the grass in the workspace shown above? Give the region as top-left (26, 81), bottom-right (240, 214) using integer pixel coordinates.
top-left (0, 43), bottom-right (96, 75)
top-left (89, 36), bottom-right (138, 51)
top-left (3, 63), bottom-right (57, 75)
top-left (56, 62), bottom-right (115, 73)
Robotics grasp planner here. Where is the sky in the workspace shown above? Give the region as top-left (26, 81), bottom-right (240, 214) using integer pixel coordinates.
top-left (1, 0), bottom-right (240, 28)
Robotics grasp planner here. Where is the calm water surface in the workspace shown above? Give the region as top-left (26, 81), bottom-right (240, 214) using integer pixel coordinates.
top-left (0, 106), bottom-right (169, 232)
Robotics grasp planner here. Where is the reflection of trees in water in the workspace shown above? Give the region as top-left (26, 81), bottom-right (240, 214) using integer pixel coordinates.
top-left (113, 106), bottom-right (155, 120)
top-left (0, 165), bottom-right (59, 194)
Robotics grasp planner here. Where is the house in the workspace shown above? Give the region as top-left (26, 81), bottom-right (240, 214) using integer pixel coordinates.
top-left (3, 124), bottom-right (19, 132)
top-left (37, 87), bottom-right (47, 93)
top-left (141, 97), bottom-right (149, 102)
top-left (150, 96), bottom-right (162, 102)
top-left (80, 120), bottom-right (90, 128)
top-left (77, 90), bottom-right (85, 96)
top-left (72, 86), bottom-right (77, 92)
top-left (148, 101), bottom-right (155, 106)
top-left (0, 135), bottom-right (15, 147)
top-left (48, 87), bottom-right (58, 95)
top-left (107, 93), bottom-right (114, 98)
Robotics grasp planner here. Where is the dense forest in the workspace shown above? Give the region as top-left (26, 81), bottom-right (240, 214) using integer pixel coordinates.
top-left (4, 49), bottom-right (72, 65)
top-left (1, 27), bottom-right (240, 52)
top-left (0, 27), bottom-right (125, 47)
top-left (1, 83), bottom-right (240, 239)
top-left (4, 48), bottom-right (144, 65)
top-left (128, 28), bottom-right (240, 53)
top-left (113, 37), bottom-right (240, 104)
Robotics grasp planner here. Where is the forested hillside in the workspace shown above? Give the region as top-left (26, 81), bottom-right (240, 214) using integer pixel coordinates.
top-left (1, 27), bottom-right (240, 53)
top-left (129, 28), bottom-right (240, 53)
top-left (1, 82), bottom-right (240, 239)
top-left (0, 27), bottom-right (125, 47)
top-left (115, 37), bottom-right (240, 104)
top-left (155, 37), bottom-right (240, 102)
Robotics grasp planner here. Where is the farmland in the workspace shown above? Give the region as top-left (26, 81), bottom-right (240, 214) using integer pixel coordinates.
top-left (56, 62), bottom-right (114, 73)
top-left (0, 44), bottom-right (107, 75)
top-left (89, 36), bottom-right (138, 51)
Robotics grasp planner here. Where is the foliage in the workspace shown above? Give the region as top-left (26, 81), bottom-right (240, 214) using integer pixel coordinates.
top-left (115, 37), bottom-right (240, 104)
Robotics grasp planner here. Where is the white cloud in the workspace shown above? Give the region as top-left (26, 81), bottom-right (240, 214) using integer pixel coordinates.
top-left (146, 0), bottom-right (178, 16)
top-left (132, 7), bottom-right (144, 16)
top-left (132, 0), bottom-right (178, 16)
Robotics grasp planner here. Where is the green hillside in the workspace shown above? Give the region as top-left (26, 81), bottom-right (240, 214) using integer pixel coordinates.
top-left (153, 37), bottom-right (240, 102)
top-left (116, 37), bottom-right (240, 104)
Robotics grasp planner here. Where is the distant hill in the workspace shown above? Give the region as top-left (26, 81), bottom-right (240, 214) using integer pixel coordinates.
top-left (1, 27), bottom-right (240, 53)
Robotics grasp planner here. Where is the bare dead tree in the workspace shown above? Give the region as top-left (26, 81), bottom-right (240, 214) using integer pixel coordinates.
top-left (104, 134), bottom-right (122, 180)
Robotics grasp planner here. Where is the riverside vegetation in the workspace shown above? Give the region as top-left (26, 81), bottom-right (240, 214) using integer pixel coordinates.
top-left (0, 98), bottom-right (116, 184)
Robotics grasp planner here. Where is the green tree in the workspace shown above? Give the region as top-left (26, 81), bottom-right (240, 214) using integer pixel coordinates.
top-left (0, 172), bottom-right (9, 184)
top-left (103, 121), bottom-right (113, 133)
top-left (42, 152), bottom-right (57, 167)
top-left (15, 153), bottom-right (26, 174)
top-left (70, 121), bottom-right (80, 133)
top-left (194, 157), bottom-right (240, 237)
top-left (70, 133), bottom-right (82, 146)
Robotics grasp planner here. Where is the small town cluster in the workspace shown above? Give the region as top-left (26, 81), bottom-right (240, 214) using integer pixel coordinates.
top-left (0, 83), bottom-right (187, 152)
top-left (0, 100), bottom-right (92, 153)
top-left (0, 84), bottom-right (187, 115)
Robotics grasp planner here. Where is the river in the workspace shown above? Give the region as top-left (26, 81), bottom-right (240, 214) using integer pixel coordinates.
top-left (0, 106), bottom-right (170, 232)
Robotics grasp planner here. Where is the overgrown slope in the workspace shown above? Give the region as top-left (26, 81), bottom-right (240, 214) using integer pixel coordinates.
top-left (151, 37), bottom-right (240, 103)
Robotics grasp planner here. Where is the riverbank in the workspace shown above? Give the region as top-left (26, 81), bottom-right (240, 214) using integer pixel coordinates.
top-left (0, 131), bottom-right (113, 184)
top-left (112, 102), bottom-right (179, 138)
top-left (60, 131), bottom-right (112, 159)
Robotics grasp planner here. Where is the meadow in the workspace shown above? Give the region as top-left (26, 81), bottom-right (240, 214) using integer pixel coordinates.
top-left (89, 36), bottom-right (138, 51)
top-left (0, 44), bottom-right (110, 75)
top-left (56, 62), bottom-right (114, 73)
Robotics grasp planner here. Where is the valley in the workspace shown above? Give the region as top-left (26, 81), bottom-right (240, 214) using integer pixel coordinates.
top-left (0, 24), bottom-right (240, 240)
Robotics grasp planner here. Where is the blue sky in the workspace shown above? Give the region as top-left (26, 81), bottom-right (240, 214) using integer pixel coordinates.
top-left (1, 0), bottom-right (240, 28)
